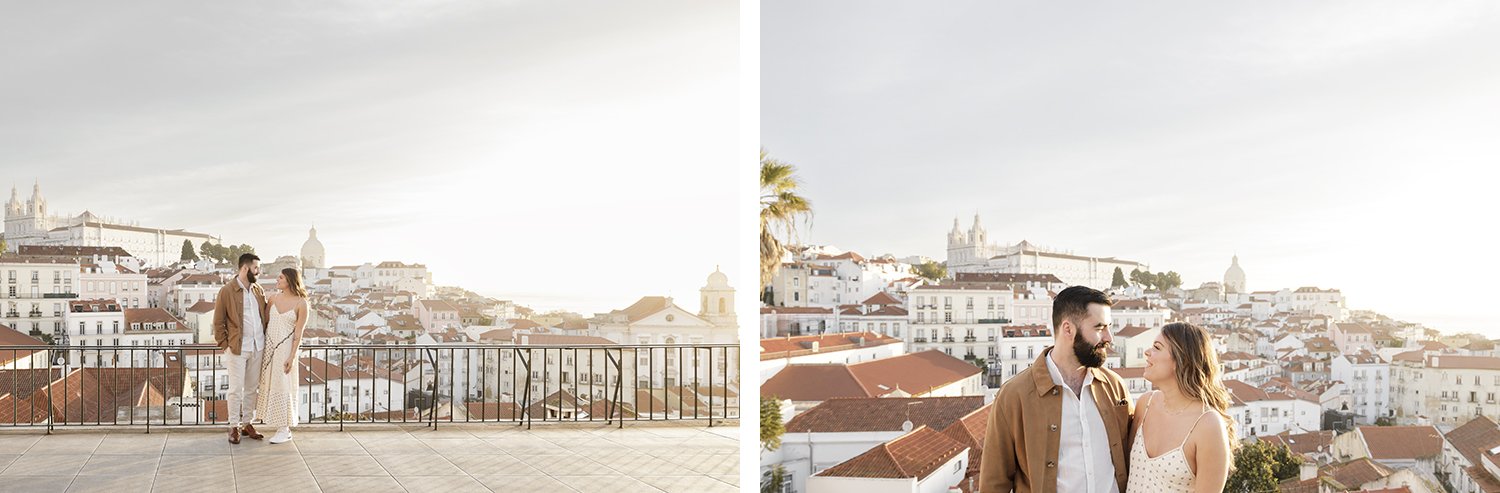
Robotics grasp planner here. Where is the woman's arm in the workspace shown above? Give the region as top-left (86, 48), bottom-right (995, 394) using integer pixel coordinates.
top-left (1192, 413), bottom-right (1232, 493)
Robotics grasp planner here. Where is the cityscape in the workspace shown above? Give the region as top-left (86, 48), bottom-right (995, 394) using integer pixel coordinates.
top-left (758, 211), bottom-right (1500, 493)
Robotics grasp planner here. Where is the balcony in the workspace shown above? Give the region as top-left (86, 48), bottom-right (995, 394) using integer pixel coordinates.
top-left (913, 338), bottom-right (928, 343)
top-left (28, 310), bottom-right (42, 318)
top-left (42, 293), bottom-right (78, 299)
top-left (977, 318), bottom-right (1012, 324)
top-left (941, 337), bottom-right (955, 343)
top-left (0, 342), bottom-right (740, 485)
top-left (963, 336), bottom-right (977, 342)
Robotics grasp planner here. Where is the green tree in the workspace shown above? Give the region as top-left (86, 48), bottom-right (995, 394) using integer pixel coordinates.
top-left (760, 151), bottom-right (812, 287)
top-left (915, 260), bottom-right (947, 282)
top-left (761, 396), bottom-right (785, 451)
top-left (1129, 268), bottom-right (1142, 287)
top-left (180, 239), bottom-right (199, 262)
top-left (1140, 271), bottom-right (1159, 291)
top-left (761, 396), bottom-right (789, 493)
top-left (1111, 267), bottom-right (1128, 289)
top-left (1225, 440), bottom-right (1302, 493)
top-left (1160, 271), bottom-right (1183, 291)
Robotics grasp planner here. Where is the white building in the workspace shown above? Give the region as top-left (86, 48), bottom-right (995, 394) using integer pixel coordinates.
top-left (1392, 352), bottom-right (1500, 426)
top-left (1330, 350), bottom-right (1392, 425)
top-left (1331, 322), bottom-right (1378, 355)
top-left (759, 332), bottom-right (905, 383)
top-left (168, 273), bottom-right (222, 318)
top-left (945, 214), bottom-right (1148, 291)
top-left (1225, 379), bottom-right (1321, 439)
top-left (413, 299), bottom-right (461, 333)
top-left (993, 325), bottom-right (1052, 384)
top-left (300, 226), bottom-right (325, 269)
top-left (1114, 325), bottom-right (1161, 369)
top-left (3, 184), bottom-right (218, 267)
top-left (907, 281), bottom-right (1029, 366)
top-left (1438, 416), bottom-right (1500, 493)
top-left (0, 256), bottom-right (81, 341)
top-left (1223, 255), bottom-right (1246, 294)
top-left (79, 260), bottom-right (148, 309)
top-left (761, 306), bottom-right (836, 338)
top-left (806, 424), bottom-right (971, 493)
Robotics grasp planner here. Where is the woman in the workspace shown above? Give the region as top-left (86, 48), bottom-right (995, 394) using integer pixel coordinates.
top-left (1126, 322), bottom-right (1235, 493)
top-left (257, 267), bottom-right (309, 444)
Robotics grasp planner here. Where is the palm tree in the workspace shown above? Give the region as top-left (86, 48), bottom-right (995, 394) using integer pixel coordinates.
top-left (760, 151), bottom-right (812, 287)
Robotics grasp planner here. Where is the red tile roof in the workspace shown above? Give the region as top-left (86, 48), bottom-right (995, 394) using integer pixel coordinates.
top-left (1358, 425), bottom-right (1442, 460)
top-left (1115, 325), bottom-right (1154, 338)
top-left (1445, 416), bottom-right (1500, 467)
top-left (784, 396), bottom-right (985, 433)
top-left (1428, 355), bottom-right (1500, 371)
top-left (815, 425), bottom-right (968, 479)
top-left (124, 308), bottom-right (190, 333)
top-left (761, 306), bottom-right (834, 315)
top-left (185, 300), bottom-right (216, 314)
top-left (862, 292), bottom-right (903, 306)
top-left (1322, 458), bottom-right (1392, 489)
top-left (613, 296), bottom-right (673, 322)
top-left (759, 332), bottom-right (901, 361)
top-left (762, 350), bottom-right (982, 401)
top-left (1259, 430), bottom-right (1334, 457)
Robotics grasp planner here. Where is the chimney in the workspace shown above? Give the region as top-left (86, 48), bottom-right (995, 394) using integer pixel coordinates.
top-left (1299, 461), bottom-right (1317, 481)
top-left (811, 341), bottom-right (820, 352)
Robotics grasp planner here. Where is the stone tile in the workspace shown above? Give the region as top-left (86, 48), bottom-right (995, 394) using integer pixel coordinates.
top-left (151, 475), bottom-right (226, 493)
top-left (418, 437), bottom-right (501, 455)
top-left (393, 475), bottom-right (490, 493)
top-left (161, 434), bottom-right (231, 455)
top-left (459, 425), bottom-right (530, 438)
top-left (483, 437), bottom-right (570, 455)
top-left (637, 476), bottom-right (738, 493)
top-left (0, 476), bottom-right (73, 493)
top-left (77, 454), bottom-right (160, 476)
top-left (230, 439), bottom-right (300, 455)
top-left (0, 435), bottom-right (42, 453)
top-left (553, 475), bottom-right (663, 493)
top-left (520, 454), bottom-right (613, 476)
top-left (231, 454), bottom-right (309, 477)
top-left (26, 434), bottom-right (104, 455)
top-left (359, 437), bottom-right (436, 455)
top-left (591, 455), bottom-right (686, 476)
top-left (473, 474), bottom-right (578, 493)
top-left (303, 454), bottom-right (388, 476)
top-left (93, 433), bottom-right (167, 455)
top-left (156, 454), bottom-right (232, 476)
top-left (547, 437), bottom-right (632, 451)
top-left (350, 430), bottom-right (414, 443)
top-left (371, 454), bottom-right (465, 476)
top-left (314, 475), bottom-right (407, 493)
top-left (444, 454), bottom-right (540, 476)
top-left (404, 427), bottom-right (476, 439)
top-left (660, 453), bottom-right (737, 475)
top-left (63, 474), bottom-right (154, 493)
top-left (0, 453), bottom-right (90, 476)
top-left (236, 471), bottom-right (318, 493)
top-left (296, 438), bottom-right (370, 455)
top-left (0, 454), bottom-right (19, 474)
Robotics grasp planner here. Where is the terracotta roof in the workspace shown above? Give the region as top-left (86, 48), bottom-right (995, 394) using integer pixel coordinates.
top-left (418, 299), bottom-right (458, 312)
top-left (784, 396), bottom-right (985, 433)
top-left (814, 251), bottom-right (867, 263)
top-left (1357, 425), bottom-right (1442, 460)
top-left (185, 300), bottom-right (216, 314)
top-left (1467, 466), bottom-right (1500, 493)
top-left (1115, 325), bottom-right (1154, 338)
top-left (1428, 355), bottom-right (1500, 371)
top-left (124, 308), bottom-right (190, 332)
top-left (1391, 350), bottom-right (1425, 363)
top-left (1259, 430), bottom-right (1335, 457)
top-left (1445, 415), bottom-right (1500, 466)
top-left (761, 306), bottom-right (833, 315)
top-left (1112, 367), bottom-right (1146, 379)
top-left (1322, 458), bottom-right (1392, 489)
top-left (613, 296), bottom-right (674, 323)
top-left (507, 319), bottom-right (543, 330)
top-left (862, 292), bottom-right (903, 306)
top-left (941, 404), bottom-right (992, 482)
top-left (17, 245), bottom-right (133, 258)
top-left (177, 274), bottom-right (222, 285)
top-left (761, 350), bottom-right (982, 401)
top-left (815, 426), bottom-right (967, 480)
top-left (68, 299), bottom-right (122, 312)
top-left (0, 325), bottom-right (46, 366)
top-left (759, 332), bottom-right (902, 360)
top-left (1002, 325), bottom-right (1051, 338)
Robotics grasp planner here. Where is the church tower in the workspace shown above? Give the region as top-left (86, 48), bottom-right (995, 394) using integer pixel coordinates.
top-left (699, 266), bottom-right (736, 328)
top-left (300, 225), bottom-right (326, 269)
top-left (1223, 255), bottom-right (1246, 294)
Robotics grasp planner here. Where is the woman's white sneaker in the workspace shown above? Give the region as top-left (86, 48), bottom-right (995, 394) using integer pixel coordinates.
top-left (269, 428), bottom-right (293, 444)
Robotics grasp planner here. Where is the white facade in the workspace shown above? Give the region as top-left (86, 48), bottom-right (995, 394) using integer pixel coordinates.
top-left (1330, 352), bottom-right (1392, 425)
top-left (4, 186), bottom-right (217, 267)
top-left (907, 284), bottom-right (1025, 365)
top-left (0, 257), bottom-right (81, 341)
top-left (80, 262), bottom-right (148, 309)
top-left (1393, 354), bottom-right (1500, 426)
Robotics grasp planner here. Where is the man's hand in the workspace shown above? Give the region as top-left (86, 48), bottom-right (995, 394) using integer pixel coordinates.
top-left (283, 360), bottom-right (293, 374)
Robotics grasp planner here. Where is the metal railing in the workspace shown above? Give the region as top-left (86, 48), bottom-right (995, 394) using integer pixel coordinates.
top-left (0, 343), bottom-right (739, 433)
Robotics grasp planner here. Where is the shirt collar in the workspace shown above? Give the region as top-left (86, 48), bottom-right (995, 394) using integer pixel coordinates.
top-left (1045, 348), bottom-right (1095, 392)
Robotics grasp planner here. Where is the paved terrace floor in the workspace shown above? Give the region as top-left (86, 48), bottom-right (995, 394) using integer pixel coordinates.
top-left (0, 422), bottom-right (739, 493)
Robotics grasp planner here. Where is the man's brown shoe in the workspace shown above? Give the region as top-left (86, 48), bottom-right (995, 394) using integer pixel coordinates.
top-left (242, 424), bottom-right (264, 440)
top-left (229, 426), bottom-right (241, 444)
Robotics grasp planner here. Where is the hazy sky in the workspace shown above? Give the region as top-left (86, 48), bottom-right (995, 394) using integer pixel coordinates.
top-left (1, 0), bottom-right (740, 315)
top-left (765, 1), bottom-right (1500, 336)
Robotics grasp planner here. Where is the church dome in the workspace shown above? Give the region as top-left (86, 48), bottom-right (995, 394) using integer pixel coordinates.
top-left (300, 226), bottom-right (325, 268)
top-left (705, 266), bottom-right (730, 289)
top-left (1223, 255), bottom-right (1246, 291)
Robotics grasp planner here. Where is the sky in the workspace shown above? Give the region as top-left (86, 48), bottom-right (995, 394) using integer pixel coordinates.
top-left (0, 0), bottom-right (741, 315)
top-left (764, 1), bottom-right (1500, 336)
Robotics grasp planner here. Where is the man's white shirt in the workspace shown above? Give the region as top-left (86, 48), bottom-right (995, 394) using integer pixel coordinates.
top-left (238, 277), bottom-right (265, 353)
top-left (1045, 352), bottom-right (1119, 493)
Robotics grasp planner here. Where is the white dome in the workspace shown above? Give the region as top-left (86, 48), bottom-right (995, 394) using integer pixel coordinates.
top-left (300, 226), bottom-right (325, 267)
top-left (1223, 255), bottom-right (1246, 292)
top-left (705, 266), bottom-right (730, 288)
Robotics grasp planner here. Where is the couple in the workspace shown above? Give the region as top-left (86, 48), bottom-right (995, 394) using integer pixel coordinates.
top-left (211, 253), bottom-right (309, 445)
top-left (980, 286), bottom-right (1235, 493)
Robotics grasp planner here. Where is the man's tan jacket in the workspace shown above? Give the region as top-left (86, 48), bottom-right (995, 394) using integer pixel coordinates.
top-left (979, 346), bottom-right (1134, 493)
top-left (212, 277), bottom-right (269, 355)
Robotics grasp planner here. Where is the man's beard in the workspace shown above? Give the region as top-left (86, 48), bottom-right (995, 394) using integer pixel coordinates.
top-left (1072, 330), bottom-right (1111, 368)
top-left (246, 271), bottom-right (257, 284)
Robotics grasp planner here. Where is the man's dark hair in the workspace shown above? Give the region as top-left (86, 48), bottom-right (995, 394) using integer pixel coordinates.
top-left (1052, 285), bottom-right (1113, 330)
top-left (237, 253), bottom-right (260, 269)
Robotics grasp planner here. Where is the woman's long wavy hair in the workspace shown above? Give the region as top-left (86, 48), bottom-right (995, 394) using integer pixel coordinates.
top-left (281, 268), bottom-right (307, 298)
top-left (1160, 322), bottom-right (1238, 449)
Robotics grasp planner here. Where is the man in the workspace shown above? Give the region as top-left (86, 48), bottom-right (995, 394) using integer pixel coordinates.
top-left (980, 286), bottom-right (1133, 492)
top-left (213, 253), bottom-right (270, 444)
